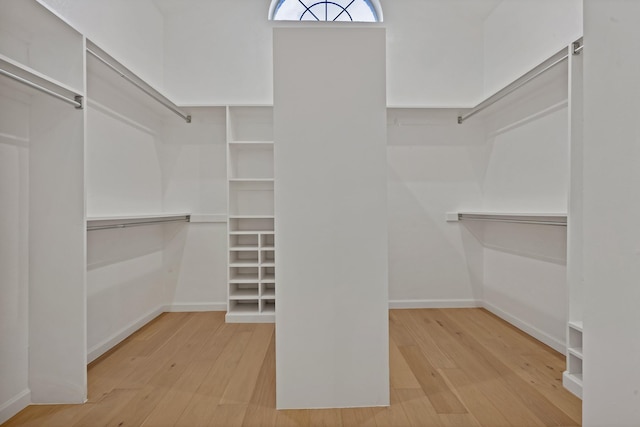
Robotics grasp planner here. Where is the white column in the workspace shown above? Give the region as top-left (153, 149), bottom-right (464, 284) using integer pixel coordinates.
top-left (274, 27), bottom-right (389, 409)
top-left (583, 1), bottom-right (640, 425)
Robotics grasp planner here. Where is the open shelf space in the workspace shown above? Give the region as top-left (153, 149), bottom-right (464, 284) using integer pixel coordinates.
top-left (229, 267), bottom-right (259, 283)
top-left (229, 283), bottom-right (259, 300)
top-left (228, 217), bottom-right (274, 232)
top-left (228, 143), bottom-right (274, 179)
top-left (228, 106), bottom-right (273, 142)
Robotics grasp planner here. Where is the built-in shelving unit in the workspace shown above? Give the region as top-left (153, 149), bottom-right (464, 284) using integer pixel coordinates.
top-left (226, 106), bottom-right (275, 322)
top-left (563, 320), bottom-right (583, 398)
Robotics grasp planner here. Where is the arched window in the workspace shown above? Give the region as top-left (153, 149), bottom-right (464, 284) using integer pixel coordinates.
top-left (269, 0), bottom-right (383, 22)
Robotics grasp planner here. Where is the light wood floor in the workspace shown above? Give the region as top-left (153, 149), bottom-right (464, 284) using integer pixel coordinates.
top-left (4, 308), bottom-right (581, 427)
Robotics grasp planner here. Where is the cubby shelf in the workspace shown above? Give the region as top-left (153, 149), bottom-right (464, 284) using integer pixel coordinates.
top-left (226, 106), bottom-right (275, 323)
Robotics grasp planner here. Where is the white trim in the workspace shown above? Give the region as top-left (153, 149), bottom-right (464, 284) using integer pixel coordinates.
top-left (389, 299), bottom-right (480, 309)
top-left (481, 301), bottom-right (566, 354)
top-left (562, 371), bottom-right (583, 399)
top-left (0, 389), bottom-right (31, 425)
top-left (165, 302), bottom-right (227, 312)
top-left (87, 306), bottom-right (164, 363)
top-left (189, 214), bottom-right (227, 223)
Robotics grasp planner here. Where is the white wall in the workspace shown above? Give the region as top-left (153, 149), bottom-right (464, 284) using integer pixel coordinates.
top-left (387, 109), bottom-right (484, 307)
top-left (85, 63), bottom-right (229, 360)
top-left (483, 0), bottom-right (582, 97)
top-left (0, 82), bottom-right (30, 423)
top-left (158, 0), bottom-right (498, 106)
top-left (583, 1), bottom-right (640, 424)
top-left (38, 0), bottom-right (165, 90)
top-left (162, 108), bottom-right (228, 310)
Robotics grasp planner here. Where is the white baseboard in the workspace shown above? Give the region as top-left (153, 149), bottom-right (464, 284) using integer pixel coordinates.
top-left (481, 301), bottom-right (566, 354)
top-left (87, 303), bottom-right (227, 362)
top-left (0, 389), bottom-right (31, 424)
top-left (389, 299), bottom-right (480, 309)
top-left (87, 306), bottom-right (164, 363)
top-left (165, 302), bottom-right (227, 312)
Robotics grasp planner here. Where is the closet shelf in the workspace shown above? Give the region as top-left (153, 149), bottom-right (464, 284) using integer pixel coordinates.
top-left (0, 54), bottom-right (83, 108)
top-left (86, 213), bottom-right (190, 231)
top-left (229, 178), bottom-right (274, 183)
top-left (228, 140), bottom-right (274, 145)
top-left (448, 212), bottom-right (567, 226)
top-left (568, 320), bottom-right (583, 332)
top-left (86, 40), bottom-right (191, 123)
top-left (457, 38), bottom-right (582, 124)
top-left (568, 347), bottom-right (583, 359)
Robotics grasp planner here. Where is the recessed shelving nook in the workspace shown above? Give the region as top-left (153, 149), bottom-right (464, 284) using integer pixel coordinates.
top-left (226, 106), bottom-right (275, 322)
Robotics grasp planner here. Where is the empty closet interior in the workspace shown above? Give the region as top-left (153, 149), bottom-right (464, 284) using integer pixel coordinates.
top-left (1, 0), bottom-right (590, 421)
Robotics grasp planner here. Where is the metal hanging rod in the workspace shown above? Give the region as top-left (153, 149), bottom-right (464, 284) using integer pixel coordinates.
top-left (458, 40), bottom-right (584, 124)
top-left (0, 67), bottom-right (83, 109)
top-left (86, 48), bottom-right (191, 123)
top-left (87, 215), bottom-right (191, 231)
top-left (458, 213), bottom-right (567, 227)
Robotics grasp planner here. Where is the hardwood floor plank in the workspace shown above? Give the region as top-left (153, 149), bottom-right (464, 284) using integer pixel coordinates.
top-left (340, 407), bottom-right (377, 426)
top-left (275, 409), bottom-right (311, 426)
top-left (220, 323), bottom-right (275, 405)
top-left (394, 388), bottom-right (443, 427)
top-left (308, 408), bottom-right (343, 427)
top-left (439, 368), bottom-right (512, 427)
top-left (185, 329), bottom-right (253, 401)
top-left (208, 404), bottom-right (249, 427)
top-left (395, 310), bottom-right (457, 369)
top-left (438, 310), bottom-right (579, 427)
top-left (389, 334), bottom-right (421, 389)
top-left (398, 345), bottom-right (467, 414)
top-left (71, 388), bottom-right (139, 427)
top-left (5, 310), bottom-right (582, 427)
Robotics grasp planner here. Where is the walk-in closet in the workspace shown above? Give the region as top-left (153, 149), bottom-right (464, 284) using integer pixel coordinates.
top-left (2, 0), bottom-right (639, 425)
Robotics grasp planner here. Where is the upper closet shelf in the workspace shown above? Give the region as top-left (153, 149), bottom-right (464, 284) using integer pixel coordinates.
top-left (447, 212), bottom-right (567, 226)
top-left (87, 213), bottom-right (191, 231)
top-left (86, 40), bottom-right (191, 123)
top-left (0, 54), bottom-right (83, 109)
top-left (457, 38), bottom-right (583, 124)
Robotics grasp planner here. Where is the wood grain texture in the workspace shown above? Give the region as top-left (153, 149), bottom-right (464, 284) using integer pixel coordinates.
top-left (3, 309), bottom-right (582, 427)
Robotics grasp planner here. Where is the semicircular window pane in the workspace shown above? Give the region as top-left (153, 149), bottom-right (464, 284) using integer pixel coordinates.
top-left (271, 0), bottom-right (381, 22)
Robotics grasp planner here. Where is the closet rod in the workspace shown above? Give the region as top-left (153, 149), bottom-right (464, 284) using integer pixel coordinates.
top-left (0, 67), bottom-right (83, 109)
top-left (86, 48), bottom-right (191, 123)
top-left (87, 216), bottom-right (191, 231)
top-left (458, 46), bottom-right (571, 124)
top-left (458, 214), bottom-right (567, 227)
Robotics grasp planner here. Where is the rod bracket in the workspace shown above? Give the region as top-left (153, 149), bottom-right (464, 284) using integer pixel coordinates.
top-left (74, 95), bottom-right (84, 110)
top-left (457, 116), bottom-right (463, 124)
top-left (572, 41), bottom-right (583, 55)
top-left (186, 115), bottom-right (192, 124)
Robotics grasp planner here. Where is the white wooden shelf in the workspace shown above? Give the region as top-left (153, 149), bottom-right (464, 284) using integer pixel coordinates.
top-left (229, 178), bottom-right (274, 182)
top-left (262, 288), bottom-right (276, 298)
top-left (229, 273), bottom-right (259, 283)
top-left (229, 289), bottom-right (259, 300)
top-left (0, 53), bottom-right (84, 98)
top-left (229, 140), bottom-right (274, 145)
top-left (568, 347), bottom-right (583, 358)
top-left (568, 320), bottom-right (583, 332)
